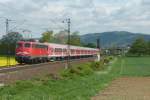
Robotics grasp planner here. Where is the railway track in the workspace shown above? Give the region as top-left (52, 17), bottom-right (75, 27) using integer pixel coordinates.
top-left (0, 58), bottom-right (95, 84)
top-left (0, 61), bottom-right (64, 73)
top-left (0, 58), bottom-right (94, 73)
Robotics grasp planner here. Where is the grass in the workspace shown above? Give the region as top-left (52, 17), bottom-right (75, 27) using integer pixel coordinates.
top-left (0, 74), bottom-right (115, 100)
top-left (0, 56), bottom-right (18, 67)
top-left (0, 56), bottom-right (150, 100)
top-left (0, 58), bottom-right (119, 100)
top-left (120, 56), bottom-right (150, 76)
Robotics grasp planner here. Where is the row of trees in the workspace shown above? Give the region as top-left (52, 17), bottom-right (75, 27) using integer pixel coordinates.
top-left (40, 30), bottom-right (81, 46)
top-left (40, 30), bottom-right (97, 47)
top-left (128, 38), bottom-right (150, 56)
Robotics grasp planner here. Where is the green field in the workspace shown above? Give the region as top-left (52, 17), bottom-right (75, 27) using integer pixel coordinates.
top-left (0, 57), bottom-right (150, 100)
top-left (118, 57), bottom-right (150, 76)
top-left (0, 56), bottom-right (18, 67)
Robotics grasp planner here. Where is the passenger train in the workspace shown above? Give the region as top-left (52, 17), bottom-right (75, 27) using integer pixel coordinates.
top-left (15, 41), bottom-right (100, 64)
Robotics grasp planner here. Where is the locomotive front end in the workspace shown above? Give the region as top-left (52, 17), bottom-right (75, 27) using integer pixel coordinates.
top-left (15, 41), bottom-right (32, 63)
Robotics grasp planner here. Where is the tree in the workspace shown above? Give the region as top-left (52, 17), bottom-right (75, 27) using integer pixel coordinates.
top-left (69, 31), bottom-right (81, 46)
top-left (53, 30), bottom-right (68, 44)
top-left (128, 37), bottom-right (147, 56)
top-left (147, 41), bottom-right (150, 55)
top-left (40, 31), bottom-right (54, 43)
top-left (0, 32), bottom-right (23, 55)
top-left (82, 43), bottom-right (96, 48)
top-left (53, 31), bottom-right (81, 46)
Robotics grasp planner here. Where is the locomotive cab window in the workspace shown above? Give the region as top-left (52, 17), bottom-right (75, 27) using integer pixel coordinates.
top-left (16, 43), bottom-right (22, 48)
top-left (34, 44), bottom-right (48, 50)
top-left (24, 43), bottom-right (31, 48)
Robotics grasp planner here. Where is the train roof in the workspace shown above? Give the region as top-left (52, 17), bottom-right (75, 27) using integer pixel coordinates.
top-left (45, 43), bottom-right (98, 50)
top-left (17, 41), bottom-right (99, 51)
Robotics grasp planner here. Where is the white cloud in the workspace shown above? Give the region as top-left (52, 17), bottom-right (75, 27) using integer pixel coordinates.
top-left (0, 0), bottom-right (11, 3)
top-left (0, 0), bottom-right (150, 38)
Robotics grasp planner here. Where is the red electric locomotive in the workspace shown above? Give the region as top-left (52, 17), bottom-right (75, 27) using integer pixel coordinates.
top-left (15, 41), bottom-right (49, 63)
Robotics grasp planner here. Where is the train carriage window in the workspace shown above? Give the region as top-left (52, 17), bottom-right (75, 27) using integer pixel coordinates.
top-left (71, 49), bottom-right (75, 53)
top-left (24, 43), bottom-right (31, 48)
top-left (55, 48), bottom-right (62, 52)
top-left (63, 49), bottom-right (67, 52)
top-left (54, 48), bottom-right (56, 52)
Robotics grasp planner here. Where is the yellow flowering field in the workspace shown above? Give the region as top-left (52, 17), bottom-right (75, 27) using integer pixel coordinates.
top-left (0, 56), bottom-right (18, 67)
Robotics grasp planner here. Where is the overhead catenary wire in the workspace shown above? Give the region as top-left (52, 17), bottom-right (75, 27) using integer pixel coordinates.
top-left (9, 20), bottom-right (27, 32)
top-left (49, 18), bottom-right (66, 31)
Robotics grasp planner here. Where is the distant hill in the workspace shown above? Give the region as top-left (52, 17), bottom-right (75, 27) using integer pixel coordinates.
top-left (81, 31), bottom-right (150, 48)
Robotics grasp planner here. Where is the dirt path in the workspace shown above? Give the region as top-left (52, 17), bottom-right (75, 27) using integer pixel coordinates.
top-left (92, 77), bottom-right (150, 100)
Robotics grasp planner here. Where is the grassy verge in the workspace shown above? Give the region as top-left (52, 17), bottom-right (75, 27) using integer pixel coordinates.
top-left (0, 74), bottom-right (116, 100)
top-left (0, 56), bottom-right (149, 100)
top-left (0, 56), bottom-right (18, 67)
top-left (0, 57), bottom-right (120, 100)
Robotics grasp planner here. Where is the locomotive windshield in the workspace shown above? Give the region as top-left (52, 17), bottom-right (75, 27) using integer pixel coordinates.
top-left (16, 43), bottom-right (22, 48)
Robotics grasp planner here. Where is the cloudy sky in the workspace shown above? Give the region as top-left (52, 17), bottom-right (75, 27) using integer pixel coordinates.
top-left (0, 0), bottom-right (150, 38)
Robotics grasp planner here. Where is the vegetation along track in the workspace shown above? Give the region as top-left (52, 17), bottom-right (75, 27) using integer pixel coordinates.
top-left (0, 58), bottom-right (94, 84)
top-left (0, 58), bottom-right (94, 73)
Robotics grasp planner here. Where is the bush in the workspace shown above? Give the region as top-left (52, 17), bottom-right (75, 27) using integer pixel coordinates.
top-left (103, 56), bottom-right (114, 64)
top-left (79, 64), bottom-right (93, 75)
top-left (90, 61), bottom-right (105, 71)
top-left (60, 57), bottom-right (113, 78)
top-left (90, 62), bottom-right (100, 70)
top-left (60, 69), bottom-right (72, 78)
top-left (103, 58), bottom-right (110, 64)
top-left (108, 56), bottom-right (113, 60)
top-left (60, 63), bottom-right (93, 78)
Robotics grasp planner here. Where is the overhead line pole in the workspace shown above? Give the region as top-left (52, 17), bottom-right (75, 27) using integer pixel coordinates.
top-left (67, 18), bottom-right (71, 68)
top-left (63, 18), bottom-right (71, 69)
top-left (97, 38), bottom-right (101, 61)
top-left (5, 18), bottom-right (11, 66)
top-left (6, 19), bottom-right (9, 34)
top-left (1, 17), bottom-right (25, 66)
top-left (0, 17), bottom-right (11, 66)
